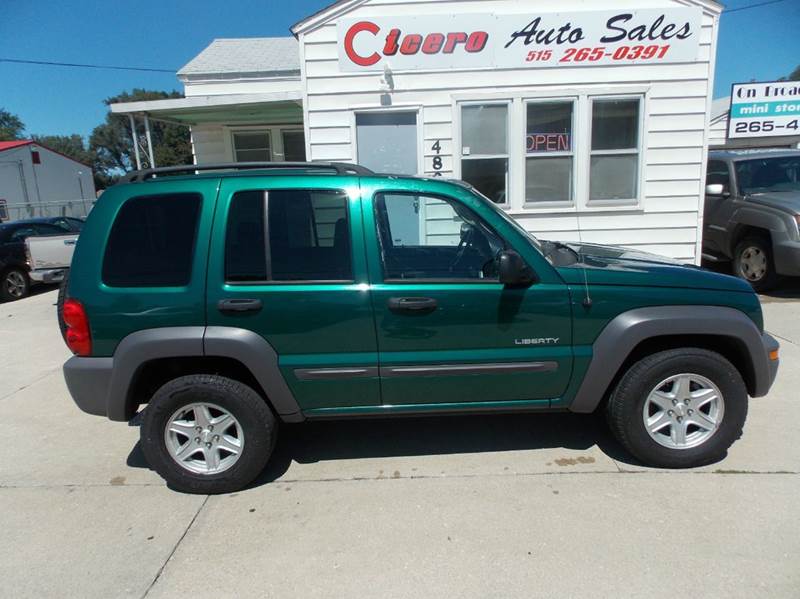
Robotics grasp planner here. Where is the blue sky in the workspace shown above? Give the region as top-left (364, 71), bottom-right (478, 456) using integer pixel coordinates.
top-left (1, 0), bottom-right (798, 139)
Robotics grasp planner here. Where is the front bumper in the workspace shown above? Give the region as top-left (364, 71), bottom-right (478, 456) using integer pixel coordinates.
top-left (760, 332), bottom-right (780, 395)
top-left (29, 268), bottom-right (66, 284)
top-left (63, 356), bottom-right (113, 417)
top-left (773, 238), bottom-right (800, 277)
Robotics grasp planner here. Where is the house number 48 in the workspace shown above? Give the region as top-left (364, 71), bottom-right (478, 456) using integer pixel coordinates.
top-left (430, 140), bottom-right (443, 176)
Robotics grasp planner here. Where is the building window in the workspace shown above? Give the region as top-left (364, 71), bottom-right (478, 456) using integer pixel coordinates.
top-left (281, 130), bottom-right (306, 162)
top-left (589, 98), bottom-right (641, 202)
top-left (232, 131), bottom-right (272, 162)
top-left (102, 194), bottom-right (201, 287)
top-left (225, 189), bottom-right (352, 283)
top-left (460, 103), bottom-right (509, 205)
top-left (525, 100), bottom-right (575, 204)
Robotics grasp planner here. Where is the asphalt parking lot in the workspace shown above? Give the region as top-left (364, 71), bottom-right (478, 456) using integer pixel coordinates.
top-left (1, 287), bottom-right (799, 598)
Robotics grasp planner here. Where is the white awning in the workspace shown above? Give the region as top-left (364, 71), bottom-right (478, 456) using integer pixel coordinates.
top-left (109, 91), bottom-right (303, 125)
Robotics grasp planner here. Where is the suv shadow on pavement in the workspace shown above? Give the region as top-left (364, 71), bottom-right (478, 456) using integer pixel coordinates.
top-left (125, 411), bottom-right (685, 491)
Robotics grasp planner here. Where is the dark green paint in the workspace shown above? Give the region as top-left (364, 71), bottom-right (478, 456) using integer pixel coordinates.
top-left (69, 169), bottom-right (765, 414)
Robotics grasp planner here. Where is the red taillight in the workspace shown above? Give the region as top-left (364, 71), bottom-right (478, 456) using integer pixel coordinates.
top-left (63, 299), bottom-right (92, 356)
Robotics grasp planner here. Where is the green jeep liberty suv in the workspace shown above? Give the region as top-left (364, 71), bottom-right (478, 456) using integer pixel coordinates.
top-left (62, 163), bottom-right (780, 494)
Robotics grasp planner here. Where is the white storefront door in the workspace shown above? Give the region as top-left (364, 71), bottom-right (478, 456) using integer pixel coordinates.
top-left (355, 111), bottom-right (418, 175)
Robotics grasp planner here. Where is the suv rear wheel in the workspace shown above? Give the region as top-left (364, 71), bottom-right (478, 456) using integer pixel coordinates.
top-left (734, 236), bottom-right (779, 292)
top-left (140, 375), bottom-right (277, 494)
top-left (606, 348), bottom-right (747, 468)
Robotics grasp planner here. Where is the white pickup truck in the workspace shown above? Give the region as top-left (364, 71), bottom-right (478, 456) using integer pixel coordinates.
top-left (25, 234), bottom-right (78, 284)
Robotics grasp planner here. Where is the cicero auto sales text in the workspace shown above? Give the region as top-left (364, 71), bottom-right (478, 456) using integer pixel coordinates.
top-left (343, 13), bottom-right (693, 66)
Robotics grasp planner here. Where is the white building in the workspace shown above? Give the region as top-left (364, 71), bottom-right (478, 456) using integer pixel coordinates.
top-left (0, 140), bottom-right (95, 222)
top-left (112, 0), bottom-right (723, 263)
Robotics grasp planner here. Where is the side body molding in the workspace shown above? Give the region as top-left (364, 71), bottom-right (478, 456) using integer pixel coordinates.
top-left (204, 326), bottom-right (303, 422)
top-left (568, 305), bottom-right (776, 414)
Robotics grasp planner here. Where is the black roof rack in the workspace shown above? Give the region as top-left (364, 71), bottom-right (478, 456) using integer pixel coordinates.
top-left (121, 162), bottom-right (374, 183)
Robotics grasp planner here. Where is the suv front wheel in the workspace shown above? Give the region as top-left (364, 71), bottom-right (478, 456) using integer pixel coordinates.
top-left (606, 348), bottom-right (747, 468)
top-left (140, 375), bottom-right (277, 494)
top-left (734, 236), bottom-right (779, 292)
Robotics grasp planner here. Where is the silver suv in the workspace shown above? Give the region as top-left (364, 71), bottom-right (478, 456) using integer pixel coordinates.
top-left (703, 150), bottom-right (800, 291)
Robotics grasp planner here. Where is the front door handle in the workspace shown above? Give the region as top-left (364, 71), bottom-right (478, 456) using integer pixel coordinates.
top-left (387, 297), bottom-right (438, 314)
top-left (218, 298), bottom-right (263, 313)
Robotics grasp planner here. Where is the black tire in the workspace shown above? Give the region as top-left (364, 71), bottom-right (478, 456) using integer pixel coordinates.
top-left (57, 270), bottom-right (69, 341)
top-left (606, 348), bottom-right (747, 468)
top-left (733, 236), bottom-right (779, 292)
top-left (140, 375), bottom-right (278, 494)
top-left (0, 267), bottom-right (30, 302)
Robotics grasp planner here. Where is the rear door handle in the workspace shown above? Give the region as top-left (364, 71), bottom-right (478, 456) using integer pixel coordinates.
top-left (387, 297), bottom-right (438, 314)
top-left (217, 298), bottom-right (263, 313)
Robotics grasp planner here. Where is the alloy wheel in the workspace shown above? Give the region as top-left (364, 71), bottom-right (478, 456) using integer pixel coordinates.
top-left (164, 402), bottom-right (244, 475)
top-left (642, 373), bottom-right (725, 450)
top-left (5, 271), bottom-right (27, 298)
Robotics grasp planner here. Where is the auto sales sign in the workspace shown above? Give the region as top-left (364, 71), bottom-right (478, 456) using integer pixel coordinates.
top-left (338, 8), bottom-right (702, 71)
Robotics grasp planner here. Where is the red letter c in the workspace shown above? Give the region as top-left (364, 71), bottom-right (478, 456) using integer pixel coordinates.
top-left (344, 21), bottom-right (381, 67)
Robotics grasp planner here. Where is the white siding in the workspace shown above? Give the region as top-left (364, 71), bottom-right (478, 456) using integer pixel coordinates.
top-left (191, 124), bottom-right (230, 163)
top-left (300, 0), bottom-right (720, 263)
top-left (183, 78), bottom-right (302, 97)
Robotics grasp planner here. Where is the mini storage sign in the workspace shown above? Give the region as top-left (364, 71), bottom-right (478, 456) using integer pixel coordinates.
top-left (728, 81), bottom-right (800, 139)
top-left (338, 8), bottom-right (701, 71)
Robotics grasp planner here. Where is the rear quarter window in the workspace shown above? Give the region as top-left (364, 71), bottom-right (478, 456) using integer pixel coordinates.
top-left (102, 193), bottom-right (201, 287)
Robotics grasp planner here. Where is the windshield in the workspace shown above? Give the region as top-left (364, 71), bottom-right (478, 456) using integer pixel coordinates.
top-left (468, 186), bottom-right (544, 253)
top-left (735, 156), bottom-right (800, 195)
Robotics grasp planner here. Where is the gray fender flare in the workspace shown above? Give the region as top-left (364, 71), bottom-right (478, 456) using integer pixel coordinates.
top-left (106, 326), bottom-right (302, 422)
top-left (729, 206), bottom-right (792, 255)
top-left (204, 326), bottom-right (303, 422)
top-left (568, 306), bottom-right (774, 413)
top-left (108, 327), bottom-right (204, 421)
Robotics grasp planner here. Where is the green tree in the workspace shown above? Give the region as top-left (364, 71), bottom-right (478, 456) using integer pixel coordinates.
top-left (89, 89), bottom-right (192, 188)
top-left (786, 64), bottom-right (800, 81)
top-left (0, 108), bottom-right (25, 141)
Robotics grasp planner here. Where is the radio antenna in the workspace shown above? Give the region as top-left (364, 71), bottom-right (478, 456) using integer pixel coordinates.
top-left (574, 207), bottom-right (593, 309)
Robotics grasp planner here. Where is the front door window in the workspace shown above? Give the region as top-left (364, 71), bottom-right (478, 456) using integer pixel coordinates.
top-left (373, 192), bottom-right (504, 281)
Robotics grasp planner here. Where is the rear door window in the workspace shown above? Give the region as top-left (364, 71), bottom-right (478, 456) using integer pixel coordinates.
top-left (225, 189), bottom-right (352, 282)
top-left (102, 193), bottom-right (202, 287)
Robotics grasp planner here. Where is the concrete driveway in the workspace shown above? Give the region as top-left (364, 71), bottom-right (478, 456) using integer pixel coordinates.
top-left (1, 289), bottom-right (798, 598)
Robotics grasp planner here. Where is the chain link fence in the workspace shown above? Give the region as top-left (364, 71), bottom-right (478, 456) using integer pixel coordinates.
top-left (0, 198), bottom-right (95, 222)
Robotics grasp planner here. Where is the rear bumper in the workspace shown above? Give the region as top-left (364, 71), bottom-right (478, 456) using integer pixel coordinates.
top-left (63, 356), bottom-right (113, 418)
top-left (29, 268), bottom-right (66, 284)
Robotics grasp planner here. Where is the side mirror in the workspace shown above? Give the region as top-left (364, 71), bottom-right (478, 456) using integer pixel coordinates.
top-left (705, 183), bottom-right (729, 197)
top-left (498, 250), bottom-right (535, 287)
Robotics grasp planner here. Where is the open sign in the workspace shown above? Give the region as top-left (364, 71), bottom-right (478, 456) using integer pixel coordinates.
top-left (527, 133), bottom-right (571, 153)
